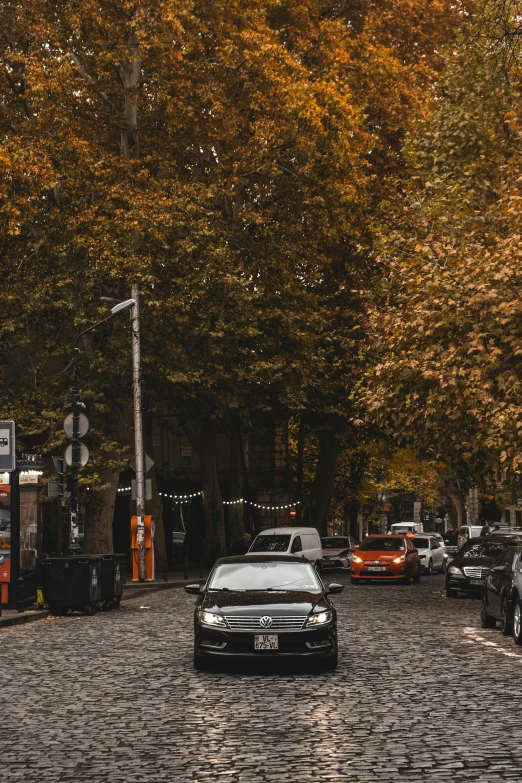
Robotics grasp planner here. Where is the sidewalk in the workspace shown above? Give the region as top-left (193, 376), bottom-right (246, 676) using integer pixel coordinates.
top-left (0, 569), bottom-right (208, 628)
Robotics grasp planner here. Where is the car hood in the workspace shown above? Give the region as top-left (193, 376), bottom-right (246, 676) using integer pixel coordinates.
top-left (451, 555), bottom-right (496, 568)
top-left (323, 548), bottom-right (349, 557)
top-left (356, 551), bottom-right (404, 562)
top-left (201, 590), bottom-right (327, 616)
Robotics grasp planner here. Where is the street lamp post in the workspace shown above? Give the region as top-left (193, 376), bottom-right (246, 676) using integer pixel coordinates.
top-left (130, 283), bottom-right (146, 582)
top-left (70, 299), bottom-right (136, 549)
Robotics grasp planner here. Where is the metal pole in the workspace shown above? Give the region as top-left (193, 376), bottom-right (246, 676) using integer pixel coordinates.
top-left (131, 283), bottom-right (146, 582)
top-left (70, 360), bottom-right (80, 551)
top-left (9, 467), bottom-right (20, 609)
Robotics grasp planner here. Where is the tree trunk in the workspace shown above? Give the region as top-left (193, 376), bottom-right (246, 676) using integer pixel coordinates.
top-left (84, 467), bottom-right (118, 554)
top-left (228, 416), bottom-right (244, 545)
top-left (309, 428), bottom-right (341, 536)
top-left (184, 417), bottom-right (226, 565)
top-left (448, 482), bottom-right (466, 526)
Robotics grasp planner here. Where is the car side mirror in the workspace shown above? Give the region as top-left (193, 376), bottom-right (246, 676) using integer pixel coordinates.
top-left (327, 583), bottom-right (344, 595)
top-left (492, 565), bottom-right (507, 574)
top-left (184, 583), bottom-right (202, 595)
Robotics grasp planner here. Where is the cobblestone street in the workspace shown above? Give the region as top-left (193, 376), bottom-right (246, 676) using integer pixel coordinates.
top-left (3, 573), bottom-right (522, 782)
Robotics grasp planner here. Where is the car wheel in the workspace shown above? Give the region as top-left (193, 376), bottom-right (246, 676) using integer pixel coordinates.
top-left (325, 643), bottom-right (338, 671)
top-left (350, 577), bottom-right (360, 585)
top-left (501, 597), bottom-right (512, 636)
top-left (194, 651), bottom-right (206, 670)
top-left (413, 566), bottom-right (421, 583)
top-left (513, 599), bottom-right (522, 645)
top-left (440, 560), bottom-right (447, 574)
top-left (427, 560), bottom-right (433, 575)
top-left (480, 600), bottom-right (496, 629)
top-left (402, 569), bottom-right (412, 585)
top-left (445, 587), bottom-right (458, 598)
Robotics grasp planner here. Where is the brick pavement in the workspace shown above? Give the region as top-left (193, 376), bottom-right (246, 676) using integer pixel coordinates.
top-left (2, 573), bottom-right (522, 782)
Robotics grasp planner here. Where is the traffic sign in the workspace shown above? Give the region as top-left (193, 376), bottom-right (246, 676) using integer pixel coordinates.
top-left (63, 413), bottom-right (89, 438)
top-left (0, 421), bottom-right (15, 472)
top-left (65, 442), bottom-right (89, 468)
top-left (130, 453), bottom-right (154, 474)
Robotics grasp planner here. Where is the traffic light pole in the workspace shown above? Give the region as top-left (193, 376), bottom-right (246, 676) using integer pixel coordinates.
top-left (131, 283), bottom-right (146, 582)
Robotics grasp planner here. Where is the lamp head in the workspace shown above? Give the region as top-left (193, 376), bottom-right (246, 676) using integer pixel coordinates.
top-left (110, 298), bottom-right (136, 315)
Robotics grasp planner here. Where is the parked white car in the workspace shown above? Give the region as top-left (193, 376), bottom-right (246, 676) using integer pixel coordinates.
top-left (412, 535), bottom-right (446, 574)
top-left (320, 536), bottom-right (359, 571)
top-left (247, 527), bottom-right (323, 569)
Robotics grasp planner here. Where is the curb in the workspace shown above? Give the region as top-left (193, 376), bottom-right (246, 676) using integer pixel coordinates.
top-left (0, 610), bottom-right (49, 628)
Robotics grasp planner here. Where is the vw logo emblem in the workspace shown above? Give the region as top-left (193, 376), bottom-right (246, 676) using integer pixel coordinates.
top-left (259, 616), bottom-right (273, 628)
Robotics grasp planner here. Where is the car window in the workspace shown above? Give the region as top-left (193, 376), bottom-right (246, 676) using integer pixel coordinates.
top-left (359, 538), bottom-right (405, 552)
top-left (208, 562), bottom-right (321, 592)
top-left (321, 537), bottom-right (350, 549)
top-left (413, 538), bottom-right (430, 549)
top-left (291, 536), bottom-right (302, 554)
top-left (460, 540), bottom-right (508, 558)
top-left (430, 539), bottom-right (439, 549)
top-left (250, 535), bottom-right (291, 553)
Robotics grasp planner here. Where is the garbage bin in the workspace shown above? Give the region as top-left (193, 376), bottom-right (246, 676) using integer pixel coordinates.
top-left (41, 555), bottom-right (102, 615)
top-left (99, 553), bottom-right (126, 610)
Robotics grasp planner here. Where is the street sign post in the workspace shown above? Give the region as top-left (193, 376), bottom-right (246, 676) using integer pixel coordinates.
top-left (63, 412), bottom-right (89, 438)
top-left (64, 443), bottom-right (89, 468)
top-left (0, 421), bottom-right (15, 472)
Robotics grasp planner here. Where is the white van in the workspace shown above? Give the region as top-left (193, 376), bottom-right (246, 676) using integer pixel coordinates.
top-left (247, 527), bottom-right (323, 569)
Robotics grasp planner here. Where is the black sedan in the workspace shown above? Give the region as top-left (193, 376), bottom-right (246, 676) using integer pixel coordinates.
top-left (481, 545), bottom-right (522, 643)
top-left (446, 536), bottom-right (521, 598)
top-left (185, 555), bottom-right (342, 670)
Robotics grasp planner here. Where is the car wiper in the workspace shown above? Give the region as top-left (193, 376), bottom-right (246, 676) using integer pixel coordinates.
top-left (265, 578), bottom-right (317, 590)
top-left (207, 587), bottom-right (230, 591)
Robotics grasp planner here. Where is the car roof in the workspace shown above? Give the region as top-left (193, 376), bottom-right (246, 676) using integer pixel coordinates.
top-left (366, 534), bottom-right (406, 539)
top-left (215, 554), bottom-right (308, 565)
top-left (256, 527), bottom-right (318, 535)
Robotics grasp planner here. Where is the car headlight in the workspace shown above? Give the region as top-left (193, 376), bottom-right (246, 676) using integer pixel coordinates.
top-left (197, 611), bottom-right (227, 628)
top-left (306, 610), bottom-right (332, 627)
top-left (393, 555), bottom-right (406, 564)
top-left (448, 565), bottom-right (462, 575)
top-left (352, 555), bottom-right (363, 563)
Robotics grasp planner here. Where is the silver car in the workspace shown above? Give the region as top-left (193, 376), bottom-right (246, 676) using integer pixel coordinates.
top-left (413, 535), bottom-right (446, 574)
top-left (321, 536), bottom-right (358, 571)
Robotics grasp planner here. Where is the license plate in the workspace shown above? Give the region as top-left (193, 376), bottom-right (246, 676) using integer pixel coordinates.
top-left (470, 579), bottom-right (483, 586)
top-left (367, 566), bottom-right (386, 572)
top-left (254, 634), bottom-right (278, 650)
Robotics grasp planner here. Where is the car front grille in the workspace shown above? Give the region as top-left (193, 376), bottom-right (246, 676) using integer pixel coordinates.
top-left (224, 616), bottom-right (307, 631)
top-left (463, 566), bottom-right (489, 579)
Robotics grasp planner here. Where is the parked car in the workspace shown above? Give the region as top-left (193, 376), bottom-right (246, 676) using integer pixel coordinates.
top-left (487, 526), bottom-right (522, 537)
top-left (321, 536), bottom-right (358, 571)
top-left (350, 535), bottom-right (421, 584)
top-left (185, 555), bottom-right (342, 669)
top-left (247, 528), bottom-right (323, 570)
top-left (445, 536), bottom-right (520, 598)
top-left (481, 546), bottom-right (522, 637)
top-left (389, 522), bottom-right (423, 534)
top-left (413, 535), bottom-right (446, 574)
top-left (442, 530), bottom-right (460, 561)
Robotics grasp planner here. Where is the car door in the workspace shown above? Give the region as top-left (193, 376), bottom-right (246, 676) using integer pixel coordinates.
top-left (430, 538), bottom-right (443, 569)
top-left (290, 535), bottom-right (303, 557)
top-left (488, 549), bottom-right (512, 616)
top-left (405, 538), bottom-right (418, 574)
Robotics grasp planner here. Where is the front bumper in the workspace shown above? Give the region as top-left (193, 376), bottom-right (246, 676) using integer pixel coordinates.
top-left (446, 574), bottom-right (483, 595)
top-left (195, 623), bottom-right (336, 659)
top-left (322, 558), bottom-right (350, 570)
top-left (351, 564), bottom-right (405, 580)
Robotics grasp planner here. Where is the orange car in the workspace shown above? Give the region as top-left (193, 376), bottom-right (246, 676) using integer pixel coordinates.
top-left (350, 535), bottom-right (421, 585)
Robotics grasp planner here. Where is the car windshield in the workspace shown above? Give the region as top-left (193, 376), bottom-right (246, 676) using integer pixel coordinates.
top-left (322, 537), bottom-right (350, 549)
top-left (461, 540), bottom-right (507, 558)
top-left (208, 562), bottom-right (321, 592)
top-left (358, 538), bottom-right (404, 552)
top-left (413, 538), bottom-right (430, 549)
top-left (250, 535), bottom-right (291, 553)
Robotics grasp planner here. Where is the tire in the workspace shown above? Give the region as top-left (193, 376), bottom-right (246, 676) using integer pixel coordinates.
top-left (440, 560), bottom-right (447, 574)
top-left (513, 599), bottom-right (522, 645)
top-left (501, 597), bottom-right (512, 636)
top-left (413, 566), bottom-right (421, 584)
top-left (446, 587), bottom-right (458, 598)
top-left (194, 651), bottom-right (206, 670)
top-left (480, 600), bottom-right (496, 629)
top-left (350, 577), bottom-right (360, 585)
top-left (402, 569), bottom-right (412, 585)
top-left (427, 560), bottom-right (433, 576)
top-left (325, 643), bottom-right (338, 671)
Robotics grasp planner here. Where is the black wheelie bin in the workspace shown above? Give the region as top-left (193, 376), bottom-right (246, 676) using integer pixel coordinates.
top-left (41, 555), bottom-right (102, 615)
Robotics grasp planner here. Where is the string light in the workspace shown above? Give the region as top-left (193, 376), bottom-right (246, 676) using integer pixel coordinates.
top-left (117, 487), bottom-right (301, 511)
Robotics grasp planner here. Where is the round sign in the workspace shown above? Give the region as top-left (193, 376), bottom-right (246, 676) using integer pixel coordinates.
top-left (64, 442), bottom-right (89, 468)
top-left (64, 412), bottom-right (89, 438)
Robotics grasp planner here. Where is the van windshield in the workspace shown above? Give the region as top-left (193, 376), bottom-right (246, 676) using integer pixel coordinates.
top-left (250, 535), bottom-right (291, 553)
